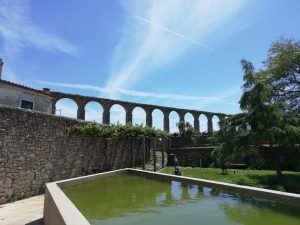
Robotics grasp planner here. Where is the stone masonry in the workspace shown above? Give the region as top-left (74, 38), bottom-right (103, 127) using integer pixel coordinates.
top-left (0, 104), bottom-right (145, 204)
top-left (50, 91), bottom-right (228, 133)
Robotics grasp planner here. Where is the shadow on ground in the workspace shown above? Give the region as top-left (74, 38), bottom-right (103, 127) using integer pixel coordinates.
top-left (25, 218), bottom-right (44, 225)
top-left (246, 173), bottom-right (300, 194)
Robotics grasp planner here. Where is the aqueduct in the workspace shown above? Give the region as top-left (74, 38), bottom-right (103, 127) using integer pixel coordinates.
top-left (50, 91), bottom-right (228, 133)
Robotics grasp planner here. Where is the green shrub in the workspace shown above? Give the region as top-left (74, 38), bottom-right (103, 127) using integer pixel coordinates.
top-left (176, 121), bottom-right (200, 142)
top-left (69, 122), bottom-right (168, 139)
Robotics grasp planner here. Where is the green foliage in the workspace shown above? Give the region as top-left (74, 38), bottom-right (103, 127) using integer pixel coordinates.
top-left (176, 121), bottom-right (200, 141)
top-left (215, 38), bottom-right (300, 154)
top-left (213, 38), bottom-right (300, 190)
top-left (261, 38), bottom-right (300, 115)
top-left (161, 167), bottom-right (300, 194)
top-left (70, 122), bottom-right (168, 139)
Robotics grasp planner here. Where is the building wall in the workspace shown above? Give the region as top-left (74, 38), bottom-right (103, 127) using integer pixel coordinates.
top-left (0, 104), bottom-right (145, 204)
top-left (0, 82), bottom-right (53, 113)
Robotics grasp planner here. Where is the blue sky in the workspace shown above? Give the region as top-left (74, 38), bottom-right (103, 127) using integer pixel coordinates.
top-left (1, 0), bottom-right (300, 132)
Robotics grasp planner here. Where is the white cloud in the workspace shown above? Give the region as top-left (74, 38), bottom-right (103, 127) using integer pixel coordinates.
top-left (133, 15), bottom-right (232, 58)
top-left (110, 104), bottom-right (126, 125)
top-left (169, 111), bottom-right (180, 133)
top-left (55, 99), bottom-right (77, 118)
top-left (37, 80), bottom-right (239, 107)
top-left (152, 109), bottom-right (164, 130)
top-left (190, 86), bottom-right (241, 109)
top-left (132, 107), bottom-right (146, 125)
top-left (106, 0), bottom-right (248, 94)
top-left (0, 0), bottom-right (79, 58)
top-left (1, 64), bottom-right (17, 82)
top-left (85, 102), bottom-right (103, 123)
top-left (199, 115), bottom-right (208, 132)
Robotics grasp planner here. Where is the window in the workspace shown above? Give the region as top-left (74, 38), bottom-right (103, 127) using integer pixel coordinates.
top-left (21, 100), bottom-right (33, 110)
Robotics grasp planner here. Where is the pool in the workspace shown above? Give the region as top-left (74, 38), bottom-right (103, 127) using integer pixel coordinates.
top-left (43, 169), bottom-right (300, 225)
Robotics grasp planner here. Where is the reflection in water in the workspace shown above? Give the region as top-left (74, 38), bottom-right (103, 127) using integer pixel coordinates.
top-left (62, 174), bottom-right (300, 225)
top-left (220, 193), bottom-right (300, 225)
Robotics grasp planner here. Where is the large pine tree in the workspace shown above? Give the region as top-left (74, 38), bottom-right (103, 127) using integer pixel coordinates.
top-left (214, 39), bottom-right (300, 191)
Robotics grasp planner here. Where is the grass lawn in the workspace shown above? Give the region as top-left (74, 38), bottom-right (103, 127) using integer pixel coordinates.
top-left (160, 167), bottom-right (300, 194)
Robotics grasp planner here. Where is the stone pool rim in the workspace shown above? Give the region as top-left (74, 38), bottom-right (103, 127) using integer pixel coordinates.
top-left (43, 168), bottom-right (300, 225)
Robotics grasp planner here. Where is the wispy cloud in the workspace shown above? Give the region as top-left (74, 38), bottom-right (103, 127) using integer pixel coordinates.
top-left (37, 80), bottom-right (239, 107)
top-left (0, 0), bottom-right (79, 58)
top-left (55, 100), bottom-right (77, 119)
top-left (133, 15), bottom-right (232, 59)
top-left (106, 0), bottom-right (248, 94)
top-left (1, 64), bottom-right (17, 82)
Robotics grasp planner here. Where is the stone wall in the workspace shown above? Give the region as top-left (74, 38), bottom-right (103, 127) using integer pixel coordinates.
top-left (168, 146), bottom-right (300, 171)
top-left (168, 147), bottom-right (215, 167)
top-left (0, 104), bottom-right (145, 204)
top-left (170, 136), bottom-right (213, 148)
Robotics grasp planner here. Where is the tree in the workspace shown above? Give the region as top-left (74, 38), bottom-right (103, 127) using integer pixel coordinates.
top-left (176, 121), bottom-right (200, 141)
top-left (260, 38), bottom-right (300, 115)
top-left (214, 39), bottom-right (300, 191)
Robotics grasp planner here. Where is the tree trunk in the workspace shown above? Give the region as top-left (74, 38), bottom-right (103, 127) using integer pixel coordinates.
top-left (273, 152), bottom-right (289, 192)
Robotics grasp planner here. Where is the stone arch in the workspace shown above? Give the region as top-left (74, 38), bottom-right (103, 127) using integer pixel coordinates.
top-left (169, 111), bottom-right (180, 133)
top-left (110, 104), bottom-right (126, 125)
top-left (184, 112), bottom-right (194, 127)
top-left (212, 115), bottom-right (220, 131)
top-left (132, 106), bottom-right (146, 125)
top-left (84, 101), bottom-right (103, 123)
top-left (54, 98), bottom-right (78, 119)
top-left (152, 108), bottom-right (164, 130)
top-left (199, 114), bottom-right (208, 133)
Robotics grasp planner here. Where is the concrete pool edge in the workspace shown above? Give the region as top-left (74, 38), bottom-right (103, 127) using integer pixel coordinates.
top-left (43, 168), bottom-right (300, 225)
top-left (129, 169), bottom-right (300, 205)
top-left (43, 169), bottom-right (128, 225)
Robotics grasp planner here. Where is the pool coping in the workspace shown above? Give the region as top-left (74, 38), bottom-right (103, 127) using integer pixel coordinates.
top-left (43, 168), bottom-right (300, 225)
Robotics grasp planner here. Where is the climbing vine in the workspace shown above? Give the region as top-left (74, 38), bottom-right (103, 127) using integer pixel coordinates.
top-left (69, 122), bottom-right (168, 139)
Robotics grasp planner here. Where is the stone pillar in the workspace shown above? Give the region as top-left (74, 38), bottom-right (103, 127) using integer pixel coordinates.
top-left (146, 109), bottom-right (153, 127)
top-left (207, 114), bottom-right (213, 133)
top-left (77, 103), bottom-right (85, 120)
top-left (179, 112), bottom-right (185, 122)
top-left (192, 113), bottom-right (200, 131)
top-left (51, 102), bottom-right (56, 115)
top-left (0, 58), bottom-right (3, 79)
top-left (194, 118), bottom-right (200, 131)
top-left (103, 106), bottom-right (110, 125)
top-left (163, 111), bottom-right (170, 132)
top-left (126, 107), bottom-right (133, 124)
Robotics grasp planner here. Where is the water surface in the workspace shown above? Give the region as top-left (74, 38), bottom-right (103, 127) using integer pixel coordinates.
top-left (61, 174), bottom-right (300, 225)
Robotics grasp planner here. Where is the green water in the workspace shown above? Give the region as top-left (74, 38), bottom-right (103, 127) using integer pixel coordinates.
top-left (61, 174), bottom-right (300, 225)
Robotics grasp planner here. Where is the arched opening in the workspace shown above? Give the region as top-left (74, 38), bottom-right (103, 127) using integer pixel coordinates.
top-left (55, 98), bottom-right (78, 119)
top-left (110, 104), bottom-right (126, 125)
top-left (199, 114), bottom-right (208, 133)
top-left (184, 112), bottom-right (194, 128)
top-left (85, 101), bottom-right (103, 123)
top-left (152, 109), bottom-right (164, 130)
top-left (169, 111), bottom-right (180, 134)
top-left (132, 107), bottom-right (146, 125)
top-left (212, 115), bottom-right (220, 131)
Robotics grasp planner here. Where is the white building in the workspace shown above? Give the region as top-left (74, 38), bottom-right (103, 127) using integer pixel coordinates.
top-left (0, 58), bottom-right (53, 113)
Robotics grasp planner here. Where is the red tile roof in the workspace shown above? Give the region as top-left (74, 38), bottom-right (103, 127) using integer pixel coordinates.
top-left (0, 79), bottom-right (53, 97)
